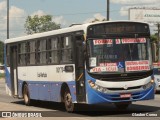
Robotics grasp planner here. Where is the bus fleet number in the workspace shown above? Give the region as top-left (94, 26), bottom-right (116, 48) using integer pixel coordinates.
top-left (56, 67), bottom-right (64, 73)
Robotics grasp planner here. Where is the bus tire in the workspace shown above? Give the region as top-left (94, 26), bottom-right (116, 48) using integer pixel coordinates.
top-left (23, 84), bottom-right (32, 106)
top-left (64, 89), bottom-right (75, 112)
top-left (114, 102), bottom-right (131, 110)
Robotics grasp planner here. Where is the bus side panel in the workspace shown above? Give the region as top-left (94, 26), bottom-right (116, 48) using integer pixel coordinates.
top-left (38, 83), bottom-right (50, 101)
top-left (67, 81), bottom-right (77, 103)
top-left (50, 82), bottom-right (61, 102)
top-left (28, 82), bottom-right (39, 100)
top-left (18, 80), bottom-right (76, 102)
top-left (18, 80), bottom-right (23, 98)
top-left (17, 65), bottom-right (77, 103)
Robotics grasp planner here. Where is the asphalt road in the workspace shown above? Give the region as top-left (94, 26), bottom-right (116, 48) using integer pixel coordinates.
top-left (0, 78), bottom-right (160, 120)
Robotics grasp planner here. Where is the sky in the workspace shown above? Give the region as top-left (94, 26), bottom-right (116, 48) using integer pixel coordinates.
top-left (0, 0), bottom-right (160, 40)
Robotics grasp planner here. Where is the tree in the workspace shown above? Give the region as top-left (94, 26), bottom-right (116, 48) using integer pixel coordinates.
top-left (151, 34), bottom-right (158, 43)
top-left (24, 15), bottom-right (61, 34)
top-left (151, 34), bottom-right (159, 62)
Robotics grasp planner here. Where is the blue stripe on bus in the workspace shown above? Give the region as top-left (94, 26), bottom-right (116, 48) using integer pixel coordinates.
top-left (18, 80), bottom-right (77, 103)
top-left (5, 66), bottom-right (11, 91)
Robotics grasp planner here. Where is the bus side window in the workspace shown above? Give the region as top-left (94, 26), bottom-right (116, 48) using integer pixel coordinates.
top-left (36, 40), bottom-right (40, 64)
top-left (61, 36), bottom-right (73, 63)
top-left (26, 41), bottom-right (30, 65)
top-left (51, 37), bottom-right (59, 64)
top-left (30, 41), bottom-right (36, 65)
top-left (40, 39), bottom-right (47, 64)
top-left (46, 37), bottom-right (59, 64)
top-left (18, 42), bottom-right (26, 66)
top-left (47, 38), bottom-right (52, 64)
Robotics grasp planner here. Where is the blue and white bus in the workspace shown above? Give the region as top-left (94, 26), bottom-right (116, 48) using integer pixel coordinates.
top-left (4, 21), bottom-right (155, 112)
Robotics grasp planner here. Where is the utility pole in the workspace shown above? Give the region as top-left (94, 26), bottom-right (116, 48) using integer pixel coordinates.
top-left (7, 0), bottom-right (9, 39)
top-left (155, 23), bottom-right (160, 42)
top-left (107, 0), bottom-right (110, 21)
top-left (158, 23), bottom-right (160, 42)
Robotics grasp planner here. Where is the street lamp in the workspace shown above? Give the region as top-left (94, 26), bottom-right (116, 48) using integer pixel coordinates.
top-left (7, 0), bottom-right (9, 39)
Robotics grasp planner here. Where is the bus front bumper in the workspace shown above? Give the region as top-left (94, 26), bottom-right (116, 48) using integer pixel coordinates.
top-left (86, 85), bottom-right (155, 104)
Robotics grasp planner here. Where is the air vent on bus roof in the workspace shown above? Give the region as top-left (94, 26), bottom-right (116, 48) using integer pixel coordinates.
top-left (69, 24), bottom-right (82, 27)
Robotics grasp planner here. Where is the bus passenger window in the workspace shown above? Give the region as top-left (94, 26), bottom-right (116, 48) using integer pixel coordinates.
top-left (51, 38), bottom-right (59, 64)
top-left (26, 42), bottom-right (30, 65)
top-left (30, 41), bottom-right (36, 65)
top-left (46, 37), bottom-right (59, 64)
top-left (46, 37), bottom-right (58, 64)
top-left (61, 36), bottom-right (73, 63)
top-left (36, 40), bottom-right (40, 64)
top-left (18, 42), bottom-right (26, 66)
top-left (47, 38), bottom-right (52, 64)
top-left (40, 39), bottom-right (47, 64)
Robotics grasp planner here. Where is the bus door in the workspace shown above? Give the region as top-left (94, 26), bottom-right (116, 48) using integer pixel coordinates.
top-left (75, 35), bottom-right (86, 103)
top-left (10, 45), bottom-right (18, 97)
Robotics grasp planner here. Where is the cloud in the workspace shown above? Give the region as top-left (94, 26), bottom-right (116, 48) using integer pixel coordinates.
top-left (53, 16), bottom-right (67, 26)
top-left (9, 6), bottom-right (27, 28)
top-left (0, 3), bottom-right (68, 40)
top-left (0, 1), bottom-right (7, 30)
top-left (0, 1), bottom-right (6, 12)
top-left (0, 1), bottom-right (27, 40)
top-left (84, 13), bottom-right (106, 23)
top-left (31, 10), bottom-right (46, 17)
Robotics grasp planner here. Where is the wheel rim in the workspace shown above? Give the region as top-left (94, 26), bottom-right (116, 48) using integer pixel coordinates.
top-left (65, 93), bottom-right (72, 106)
top-left (24, 86), bottom-right (29, 104)
top-left (64, 92), bottom-right (74, 111)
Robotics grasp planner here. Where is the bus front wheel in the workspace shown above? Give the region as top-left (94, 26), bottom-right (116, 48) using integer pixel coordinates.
top-left (23, 84), bottom-right (31, 106)
top-left (64, 89), bottom-right (75, 112)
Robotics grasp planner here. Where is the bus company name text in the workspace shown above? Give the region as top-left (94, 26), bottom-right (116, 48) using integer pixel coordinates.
top-left (37, 72), bottom-right (47, 78)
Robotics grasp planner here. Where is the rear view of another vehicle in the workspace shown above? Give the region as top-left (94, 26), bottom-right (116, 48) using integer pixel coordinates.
top-left (154, 67), bottom-right (160, 92)
top-left (155, 77), bottom-right (160, 92)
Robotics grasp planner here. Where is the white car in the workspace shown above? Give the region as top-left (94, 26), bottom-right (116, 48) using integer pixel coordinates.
top-left (154, 75), bottom-right (160, 92)
top-left (0, 70), bottom-right (4, 74)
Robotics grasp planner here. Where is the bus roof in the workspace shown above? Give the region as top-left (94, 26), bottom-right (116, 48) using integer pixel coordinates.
top-left (5, 20), bottom-right (148, 44)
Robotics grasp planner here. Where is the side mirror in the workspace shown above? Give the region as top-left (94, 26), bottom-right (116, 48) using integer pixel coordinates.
top-left (64, 65), bottom-right (74, 72)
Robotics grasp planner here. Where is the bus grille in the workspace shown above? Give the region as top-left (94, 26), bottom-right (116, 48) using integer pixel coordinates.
top-left (107, 86), bottom-right (142, 91)
top-left (101, 74), bottom-right (149, 82)
top-left (89, 70), bottom-right (153, 82)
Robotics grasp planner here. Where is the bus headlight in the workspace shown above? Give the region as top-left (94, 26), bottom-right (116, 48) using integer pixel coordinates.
top-left (143, 79), bottom-right (154, 90)
top-left (88, 80), bottom-right (108, 93)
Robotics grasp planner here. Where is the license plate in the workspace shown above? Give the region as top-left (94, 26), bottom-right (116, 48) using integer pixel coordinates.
top-left (120, 93), bottom-right (131, 98)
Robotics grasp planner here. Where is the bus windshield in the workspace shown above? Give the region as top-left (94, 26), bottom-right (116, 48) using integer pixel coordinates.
top-left (87, 38), bottom-right (151, 73)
